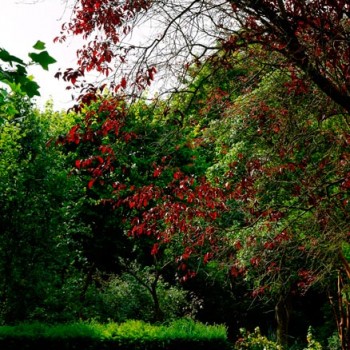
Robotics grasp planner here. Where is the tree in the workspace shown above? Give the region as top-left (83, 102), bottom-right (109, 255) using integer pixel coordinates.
top-left (202, 54), bottom-right (350, 346)
top-left (58, 91), bottom-right (227, 277)
top-left (59, 1), bottom-right (350, 114)
top-left (56, 0), bottom-right (350, 346)
top-left (0, 92), bottom-right (96, 323)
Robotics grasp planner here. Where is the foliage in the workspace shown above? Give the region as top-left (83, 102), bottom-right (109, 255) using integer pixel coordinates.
top-left (0, 41), bottom-right (56, 100)
top-left (60, 0), bottom-right (350, 117)
top-left (98, 268), bottom-right (189, 322)
top-left (59, 93), bottom-right (227, 281)
top-left (0, 319), bottom-right (230, 350)
top-left (1, 2), bottom-right (349, 348)
top-left (0, 94), bottom-right (91, 324)
top-left (303, 327), bottom-right (322, 350)
top-left (59, 0), bottom-right (350, 276)
top-left (0, 318), bottom-right (228, 341)
top-left (57, 14), bottom-right (348, 342)
top-left (234, 327), bottom-right (282, 350)
top-left (327, 332), bottom-right (341, 350)
top-left (181, 47), bottom-right (350, 341)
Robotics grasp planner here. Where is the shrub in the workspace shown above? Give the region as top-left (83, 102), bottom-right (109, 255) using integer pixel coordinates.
top-left (99, 269), bottom-right (188, 322)
top-left (0, 318), bottom-right (230, 350)
top-left (327, 332), bottom-right (341, 350)
top-left (303, 327), bottom-right (322, 350)
top-left (234, 327), bottom-right (282, 350)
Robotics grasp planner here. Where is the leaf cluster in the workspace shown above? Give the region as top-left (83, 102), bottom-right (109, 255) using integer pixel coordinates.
top-left (0, 41), bottom-right (56, 99)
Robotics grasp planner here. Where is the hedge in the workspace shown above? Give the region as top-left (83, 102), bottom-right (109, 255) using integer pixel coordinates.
top-left (0, 318), bottom-right (232, 350)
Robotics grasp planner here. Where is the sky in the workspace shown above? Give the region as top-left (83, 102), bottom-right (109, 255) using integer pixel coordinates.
top-left (1, 0), bottom-right (162, 111)
top-left (1, 0), bottom-right (82, 110)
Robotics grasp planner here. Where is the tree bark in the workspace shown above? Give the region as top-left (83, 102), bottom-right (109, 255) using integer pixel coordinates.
top-left (150, 280), bottom-right (164, 322)
top-left (275, 293), bottom-right (291, 346)
top-left (337, 273), bottom-right (350, 350)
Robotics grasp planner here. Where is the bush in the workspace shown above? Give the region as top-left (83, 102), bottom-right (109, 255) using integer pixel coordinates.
top-left (99, 268), bottom-right (189, 322)
top-left (327, 332), bottom-right (341, 350)
top-left (234, 327), bottom-right (282, 350)
top-left (303, 327), bottom-right (322, 350)
top-left (0, 318), bottom-right (231, 350)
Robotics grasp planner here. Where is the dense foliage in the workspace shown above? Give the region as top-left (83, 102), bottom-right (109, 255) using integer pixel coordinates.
top-left (2, 1), bottom-right (350, 350)
top-left (0, 319), bottom-right (229, 350)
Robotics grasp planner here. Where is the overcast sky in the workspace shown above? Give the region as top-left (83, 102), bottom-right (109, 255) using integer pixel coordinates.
top-left (1, 0), bottom-right (82, 110)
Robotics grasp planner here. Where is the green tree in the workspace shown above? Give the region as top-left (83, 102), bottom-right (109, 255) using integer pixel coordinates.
top-left (205, 58), bottom-right (349, 345)
top-left (0, 93), bottom-right (93, 323)
top-left (51, 0), bottom-right (350, 344)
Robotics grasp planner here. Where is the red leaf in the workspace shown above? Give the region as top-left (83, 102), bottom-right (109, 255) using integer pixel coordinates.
top-left (230, 266), bottom-right (240, 277)
top-left (234, 240), bottom-right (242, 250)
top-left (209, 211), bottom-right (218, 220)
top-left (203, 252), bottom-right (212, 264)
top-left (88, 179), bottom-right (95, 189)
top-left (54, 71), bottom-right (62, 80)
top-left (342, 176), bottom-right (350, 189)
top-left (151, 243), bottom-right (159, 255)
top-left (264, 242), bottom-right (275, 250)
top-left (153, 167), bottom-right (162, 178)
top-left (250, 257), bottom-right (260, 266)
top-left (96, 156), bottom-right (104, 164)
top-left (173, 171), bottom-right (182, 180)
top-left (75, 159), bottom-right (82, 169)
top-left (67, 125), bottom-right (80, 144)
top-left (121, 77), bottom-right (127, 89)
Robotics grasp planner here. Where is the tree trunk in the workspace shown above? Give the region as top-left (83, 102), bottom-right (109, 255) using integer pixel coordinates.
top-left (122, 262), bottom-right (165, 323)
top-left (275, 294), bottom-right (291, 346)
top-left (330, 271), bottom-right (350, 350)
top-left (150, 281), bottom-right (164, 323)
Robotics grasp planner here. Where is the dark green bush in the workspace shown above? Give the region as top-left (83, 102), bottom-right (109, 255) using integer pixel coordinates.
top-left (99, 268), bottom-right (189, 322)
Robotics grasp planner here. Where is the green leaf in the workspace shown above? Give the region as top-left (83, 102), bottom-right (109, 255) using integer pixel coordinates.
top-left (4, 74), bottom-right (41, 97)
top-left (15, 65), bottom-right (28, 77)
top-left (0, 49), bottom-right (25, 66)
top-left (32, 40), bottom-right (46, 51)
top-left (28, 51), bottom-right (57, 70)
top-left (19, 78), bottom-right (41, 98)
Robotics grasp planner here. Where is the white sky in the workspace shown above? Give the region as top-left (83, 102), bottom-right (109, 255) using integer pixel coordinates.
top-left (1, 0), bottom-right (82, 110)
top-left (1, 0), bottom-right (164, 111)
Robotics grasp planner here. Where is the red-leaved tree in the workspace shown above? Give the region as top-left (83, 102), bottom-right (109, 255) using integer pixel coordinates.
top-left (56, 0), bottom-right (350, 346)
top-left (58, 0), bottom-right (350, 113)
top-left (59, 94), bottom-right (229, 284)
